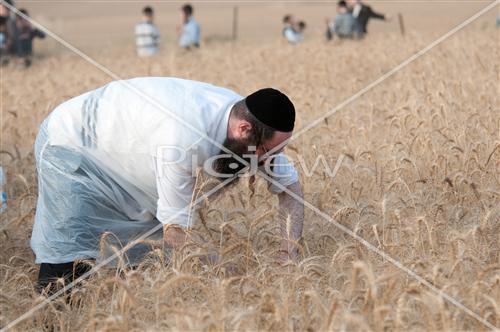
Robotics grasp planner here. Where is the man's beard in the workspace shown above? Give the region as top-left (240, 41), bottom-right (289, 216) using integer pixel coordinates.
top-left (212, 136), bottom-right (256, 182)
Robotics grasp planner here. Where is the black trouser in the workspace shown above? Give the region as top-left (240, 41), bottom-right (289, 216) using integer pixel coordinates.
top-left (36, 261), bottom-right (93, 296)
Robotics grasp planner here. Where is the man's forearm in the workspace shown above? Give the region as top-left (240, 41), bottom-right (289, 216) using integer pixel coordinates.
top-left (277, 181), bottom-right (305, 256)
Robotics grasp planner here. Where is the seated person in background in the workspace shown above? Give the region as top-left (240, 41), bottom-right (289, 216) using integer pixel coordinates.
top-left (327, 1), bottom-right (356, 40)
top-left (135, 6), bottom-right (160, 57)
top-left (14, 8), bottom-right (45, 67)
top-left (178, 3), bottom-right (200, 49)
top-left (347, 0), bottom-right (387, 37)
top-left (282, 14), bottom-right (294, 37)
top-left (296, 21), bottom-right (306, 41)
top-left (282, 15), bottom-right (305, 44)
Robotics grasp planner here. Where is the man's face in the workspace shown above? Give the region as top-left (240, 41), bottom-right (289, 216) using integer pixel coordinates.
top-left (212, 135), bottom-right (255, 179)
top-left (255, 131), bottom-right (292, 162)
top-left (212, 130), bottom-right (292, 180)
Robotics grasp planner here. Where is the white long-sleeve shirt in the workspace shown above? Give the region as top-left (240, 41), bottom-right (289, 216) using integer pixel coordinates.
top-left (135, 21), bottom-right (160, 57)
top-left (45, 77), bottom-right (298, 228)
top-left (283, 26), bottom-right (303, 44)
top-left (179, 17), bottom-right (200, 48)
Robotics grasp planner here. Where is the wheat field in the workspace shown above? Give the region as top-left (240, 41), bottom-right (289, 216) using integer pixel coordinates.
top-left (1, 6), bottom-right (499, 331)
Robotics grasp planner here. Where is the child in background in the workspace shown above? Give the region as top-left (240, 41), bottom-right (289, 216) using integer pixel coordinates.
top-left (327, 1), bottom-right (357, 40)
top-left (14, 9), bottom-right (45, 67)
top-left (282, 15), bottom-right (306, 44)
top-left (347, 0), bottom-right (388, 37)
top-left (178, 4), bottom-right (200, 49)
top-left (282, 14), bottom-right (294, 38)
top-left (135, 6), bottom-right (160, 57)
top-left (296, 21), bottom-right (306, 42)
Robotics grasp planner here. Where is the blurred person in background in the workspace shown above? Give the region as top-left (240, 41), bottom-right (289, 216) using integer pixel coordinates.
top-left (0, 3), bottom-right (9, 64)
top-left (282, 15), bottom-right (306, 44)
top-left (347, 0), bottom-right (387, 37)
top-left (0, 0), bottom-right (14, 65)
top-left (282, 14), bottom-right (294, 38)
top-left (178, 3), bottom-right (200, 49)
top-left (327, 0), bottom-right (356, 40)
top-left (13, 8), bottom-right (45, 67)
top-left (135, 6), bottom-right (160, 57)
top-left (296, 21), bottom-right (306, 41)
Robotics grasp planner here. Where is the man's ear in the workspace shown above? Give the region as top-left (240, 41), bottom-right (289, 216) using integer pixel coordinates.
top-left (236, 120), bottom-right (253, 139)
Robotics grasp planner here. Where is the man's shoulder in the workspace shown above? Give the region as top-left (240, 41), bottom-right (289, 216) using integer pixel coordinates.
top-left (113, 77), bottom-right (241, 108)
top-left (98, 77), bottom-right (239, 105)
top-left (187, 80), bottom-right (242, 107)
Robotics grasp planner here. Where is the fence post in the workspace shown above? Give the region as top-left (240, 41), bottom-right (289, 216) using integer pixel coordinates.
top-left (232, 6), bottom-right (239, 41)
top-left (397, 13), bottom-right (405, 36)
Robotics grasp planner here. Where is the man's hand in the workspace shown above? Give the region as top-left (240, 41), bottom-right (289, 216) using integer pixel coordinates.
top-left (163, 225), bottom-right (188, 249)
top-left (278, 245), bottom-right (300, 263)
top-left (199, 251), bottom-right (219, 266)
top-left (277, 181), bottom-right (305, 264)
top-left (163, 224), bottom-right (220, 265)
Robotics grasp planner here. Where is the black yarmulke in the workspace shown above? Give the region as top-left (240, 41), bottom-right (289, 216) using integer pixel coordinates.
top-left (245, 88), bottom-right (295, 132)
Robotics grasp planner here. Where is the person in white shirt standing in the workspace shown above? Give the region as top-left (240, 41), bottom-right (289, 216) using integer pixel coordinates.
top-left (135, 6), bottom-right (160, 57)
top-left (31, 77), bottom-right (304, 295)
top-left (178, 3), bottom-right (200, 49)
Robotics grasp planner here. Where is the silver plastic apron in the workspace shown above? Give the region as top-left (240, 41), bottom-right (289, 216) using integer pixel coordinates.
top-left (31, 121), bottom-right (164, 266)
